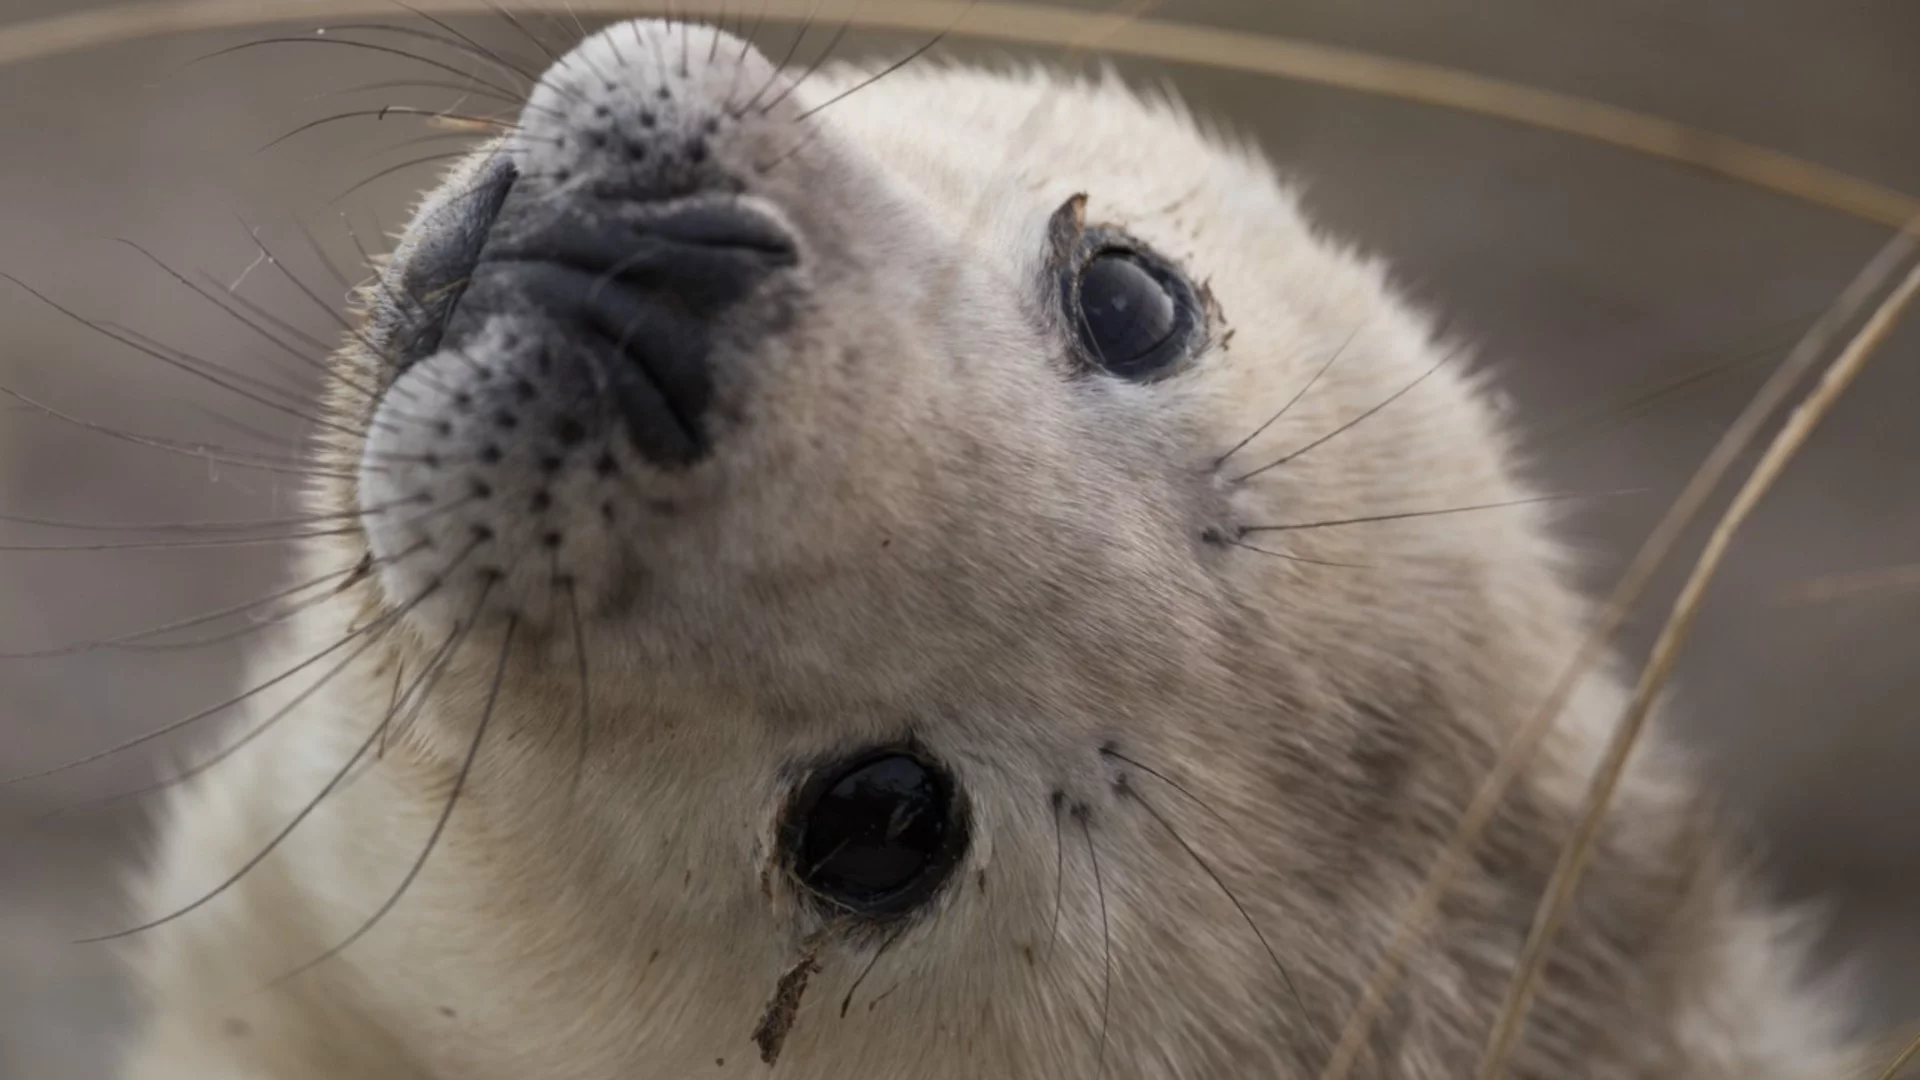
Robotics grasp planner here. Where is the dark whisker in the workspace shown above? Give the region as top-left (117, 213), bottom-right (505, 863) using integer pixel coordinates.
top-left (1213, 328), bottom-right (1360, 470)
top-left (1115, 774), bottom-right (1327, 1059)
top-left (0, 384), bottom-right (369, 479)
top-left (0, 554), bottom-right (449, 786)
top-left (0, 489), bottom-right (472, 552)
top-left (117, 239), bottom-right (376, 402)
top-left (1078, 805), bottom-right (1113, 1080)
top-left (265, 598), bottom-right (517, 990)
top-left (793, 0), bottom-right (980, 123)
top-left (0, 558), bottom-right (366, 660)
top-left (759, 1), bottom-right (861, 115)
top-left (1, 271), bottom-right (372, 441)
top-left (1532, 323), bottom-right (1808, 452)
top-left (195, 266), bottom-right (336, 355)
top-left (232, 216), bottom-right (408, 393)
top-left (23, 544), bottom-right (420, 662)
top-left (295, 215), bottom-right (357, 293)
top-left (1096, 748), bottom-right (1231, 828)
top-left (95, 321), bottom-right (318, 420)
top-left (384, 1), bottom-right (547, 86)
top-left (258, 107), bottom-right (521, 156)
top-left (179, 399), bottom-right (308, 452)
top-left (333, 148), bottom-right (499, 204)
top-left (1211, 535), bottom-right (1374, 569)
top-left (73, 588), bottom-right (461, 942)
top-left (736, 0), bottom-right (817, 116)
top-left (1044, 789), bottom-right (1067, 965)
top-left (313, 76), bottom-right (528, 111)
top-left (1238, 491), bottom-right (1632, 536)
top-left (199, 37), bottom-right (529, 114)
top-left (0, 493), bottom-right (420, 536)
top-left (1233, 347), bottom-right (1458, 483)
top-left (484, 1), bottom-right (564, 67)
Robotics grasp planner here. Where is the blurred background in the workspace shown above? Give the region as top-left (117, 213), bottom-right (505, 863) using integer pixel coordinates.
top-left (1, 0), bottom-right (1916, 1075)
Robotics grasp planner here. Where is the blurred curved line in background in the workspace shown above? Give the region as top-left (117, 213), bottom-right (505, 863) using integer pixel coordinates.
top-left (0, 0), bottom-right (1915, 232)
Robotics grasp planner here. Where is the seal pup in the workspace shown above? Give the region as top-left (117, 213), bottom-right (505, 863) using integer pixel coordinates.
top-left (116, 18), bottom-right (1858, 1079)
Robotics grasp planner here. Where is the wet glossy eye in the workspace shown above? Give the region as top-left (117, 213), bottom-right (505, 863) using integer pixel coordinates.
top-left (1077, 252), bottom-right (1177, 371)
top-left (784, 748), bottom-right (967, 917)
top-left (1064, 238), bottom-right (1203, 382)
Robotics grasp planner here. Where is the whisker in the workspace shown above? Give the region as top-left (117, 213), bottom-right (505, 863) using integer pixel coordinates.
top-left (95, 573), bottom-right (439, 829)
top-left (266, 597), bottom-right (517, 990)
top-left (73, 588), bottom-right (460, 942)
top-left (119, 238), bottom-right (378, 400)
top-left (0, 384), bottom-right (368, 479)
top-left (46, 546), bottom-right (418, 660)
top-left (98, 319), bottom-right (317, 404)
top-left (314, 76), bottom-right (529, 111)
top-left (1529, 318), bottom-right (1812, 452)
top-left (1212, 535), bottom-right (1374, 568)
top-left (195, 268), bottom-right (335, 356)
top-left (483, 0), bottom-right (564, 67)
top-left (333, 148), bottom-right (500, 204)
top-left (258, 107), bottom-right (521, 156)
top-left (1043, 789), bottom-right (1067, 965)
top-left (294, 215), bottom-right (358, 293)
top-left (198, 36), bottom-right (530, 112)
top-left (0, 558), bottom-right (369, 661)
top-left (792, 0), bottom-right (980, 123)
top-left (0, 555), bottom-right (444, 786)
top-left (1233, 347), bottom-right (1458, 483)
top-left (0, 494), bottom-right (421, 536)
top-left (0, 525), bottom-right (363, 553)
top-left (1, 271), bottom-right (372, 440)
top-left (232, 216), bottom-right (406, 382)
top-left (1213, 328), bottom-right (1360, 470)
top-left (736, 0), bottom-right (819, 116)
top-left (383, 1), bottom-right (546, 86)
top-left (1237, 491), bottom-right (1629, 536)
top-left (1077, 805), bottom-right (1113, 1080)
top-left (759, 0), bottom-right (862, 115)
top-left (1114, 772), bottom-right (1326, 1059)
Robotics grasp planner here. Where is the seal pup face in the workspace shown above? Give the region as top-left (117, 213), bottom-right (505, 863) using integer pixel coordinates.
top-left (333, 18), bottom-right (1613, 1078)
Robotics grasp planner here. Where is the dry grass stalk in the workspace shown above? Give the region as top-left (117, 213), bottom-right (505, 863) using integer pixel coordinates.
top-left (0, 0), bottom-right (1916, 231)
top-left (1314, 221), bottom-right (1919, 1080)
top-left (1474, 251), bottom-right (1920, 1077)
top-left (1879, 1031), bottom-right (1920, 1080)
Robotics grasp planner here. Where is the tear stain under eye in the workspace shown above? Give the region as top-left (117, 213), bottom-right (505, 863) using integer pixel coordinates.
top-left (752, 940), bottom-right (824, 1065)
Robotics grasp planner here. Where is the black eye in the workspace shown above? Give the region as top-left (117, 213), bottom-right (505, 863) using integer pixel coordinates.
top-left (1066, 243), bottom-right (1202, 382)
top-left (783, 748), bottom-right (967, 918)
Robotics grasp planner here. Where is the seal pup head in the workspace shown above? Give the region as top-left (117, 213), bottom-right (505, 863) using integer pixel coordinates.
top-left (314, 18), bottom-right (1842, 1079)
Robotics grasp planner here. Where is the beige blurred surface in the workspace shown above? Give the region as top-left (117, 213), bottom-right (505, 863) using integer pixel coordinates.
top-left (2, 1), bottom-right (1918, 1075)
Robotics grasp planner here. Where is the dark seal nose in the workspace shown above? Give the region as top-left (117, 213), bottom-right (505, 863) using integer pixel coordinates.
top-left (437, 166), bottom-right (800, 469)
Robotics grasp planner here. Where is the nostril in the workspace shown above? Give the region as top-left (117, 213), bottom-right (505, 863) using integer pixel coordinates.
top-left (391, 155), bottom-right (519, 370)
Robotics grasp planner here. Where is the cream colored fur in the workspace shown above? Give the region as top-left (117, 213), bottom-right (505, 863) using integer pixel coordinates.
top-left (117, 21), bottom-right (1858, 1079)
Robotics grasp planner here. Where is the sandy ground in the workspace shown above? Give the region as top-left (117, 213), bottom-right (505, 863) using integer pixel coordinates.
top-left (2, 1), bottom-right (1918, 1075)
